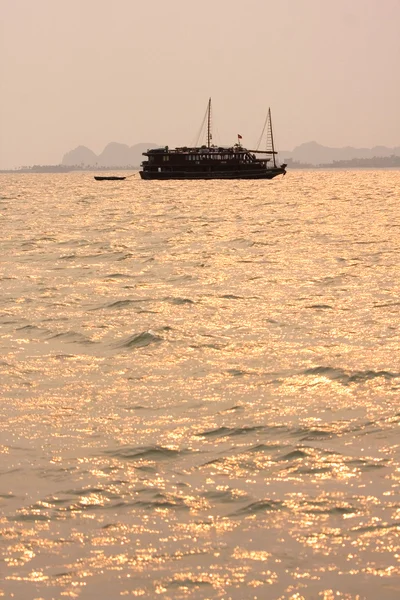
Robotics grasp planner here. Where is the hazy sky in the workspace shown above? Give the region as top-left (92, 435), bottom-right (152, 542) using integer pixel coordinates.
top-left (1, 0), bottom-right (399, 168)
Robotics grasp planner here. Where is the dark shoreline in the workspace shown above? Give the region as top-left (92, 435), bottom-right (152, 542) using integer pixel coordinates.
top-left (2, 158), bottom-right (400, 175)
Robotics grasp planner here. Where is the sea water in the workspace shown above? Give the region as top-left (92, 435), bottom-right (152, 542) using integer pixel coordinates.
top-left (1, 170), bottom-right (399, 599)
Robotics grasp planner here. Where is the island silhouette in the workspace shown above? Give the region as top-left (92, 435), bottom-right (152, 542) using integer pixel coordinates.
top-left (61, 140), bottom-right (400, 170)
top-left (2, 141), bottom-right (400, 173)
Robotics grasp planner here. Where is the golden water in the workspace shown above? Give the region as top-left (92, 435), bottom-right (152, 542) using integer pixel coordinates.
top-left (1, 170), bottom-right (400, 599)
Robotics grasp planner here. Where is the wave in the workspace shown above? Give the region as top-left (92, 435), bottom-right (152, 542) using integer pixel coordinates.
top-left (345, 458), bottom-right (388, 470)
top-left (347, 370), bottom-right (398, 383)
top-left (167, 297), bottom-right (194, 305)
top-left (102, 299), bottom-right (138, 309)
top-left (249, 443), bottom-right (287, 452)
top-left (300, 501), bottom-right (357, 515)
top-left (91, 298), bottom-right (156, 311)
top-left (373, 301), bottom-right (400, 308)
top-left (60, 486), bottom-right (106, 497)
top-left (219, 404), bottom-right (245, 412)
top-left (116, 253), bottom-right (134, 261)
top-left (167, 578), bottom-right (212, 589)
top-left (133, 496), bottom-right (190, 511)
top-left (57, 238), bottom-right (90, 247)
top-left (16, 324), bottom-right (50, 337)
top-left (115, 331), bottom-right (162, 349)
top-left (204, 489), bottom-right (247, 503)
top-left (350, 521), bottom-right (400, 534)
top-left (105, 273), bottom-right (134, 279)
top-left (232, 499), bottom-right (285, 516)
top-left (10, 512), bottom-right (50, 522)
top-left (195, 425), bottom-right (265, 439)
top-left (303, 366), bottom-right (399, 385)
top-left (225, 369), bottom-right (251, 377)
top-left (306, 304), bottom-right (334, 309)
top-left (48, 331), bottom-right (94, 344)
top-left (279, 449), bottom-right (309, 461)
top-left (299, 429), bottom-right (335, 441)
top-left (105, 445), bottom-right (187, 461)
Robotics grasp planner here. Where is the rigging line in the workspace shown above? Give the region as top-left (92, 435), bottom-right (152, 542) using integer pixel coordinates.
top-left (212, 103), bottom-right (222, 146)
top-left (213, 120), bottom-right (222, 147)
top-left (255, 113), bottom-right (269, 151)
top-left (193, 102), bottom-right (210, 147)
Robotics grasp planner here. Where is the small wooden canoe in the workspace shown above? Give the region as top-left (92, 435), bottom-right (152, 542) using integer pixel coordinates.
top-left (94, 176), bottom-right (126, 181)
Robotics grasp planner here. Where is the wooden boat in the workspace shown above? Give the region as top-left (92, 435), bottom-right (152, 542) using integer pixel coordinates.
top-left (94, 176), bottom-right (126, 181)
top-left (139, 99), bottom-right (287, 180)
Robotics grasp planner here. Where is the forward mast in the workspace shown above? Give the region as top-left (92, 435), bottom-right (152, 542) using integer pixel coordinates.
top-left (207, 97), bottom-right (212, 149)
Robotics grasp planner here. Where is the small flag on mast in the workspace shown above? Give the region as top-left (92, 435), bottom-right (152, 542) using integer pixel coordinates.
top-left (238, 134), bottom-right (242, 139)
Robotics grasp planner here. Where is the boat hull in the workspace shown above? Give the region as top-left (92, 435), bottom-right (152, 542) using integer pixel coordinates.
top-left (94, 176), bottom-right (126, 181)
top-left (139, 168), bottom-right (285, 180)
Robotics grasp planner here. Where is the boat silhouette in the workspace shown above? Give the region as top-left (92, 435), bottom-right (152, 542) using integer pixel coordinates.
top-left (140, 99), bottom-right (287, 180)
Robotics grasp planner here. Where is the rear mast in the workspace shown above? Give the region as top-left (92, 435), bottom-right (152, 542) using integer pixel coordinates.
top-left (268, 107), bottom-right (277, 167)
top-left (207, 97), bottom-right (212, 148)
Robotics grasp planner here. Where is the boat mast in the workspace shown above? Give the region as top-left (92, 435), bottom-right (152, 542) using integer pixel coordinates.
top-left (207, 98), bottom-right (212, 148)
top-left (268, 107), bottom-right (277, 167)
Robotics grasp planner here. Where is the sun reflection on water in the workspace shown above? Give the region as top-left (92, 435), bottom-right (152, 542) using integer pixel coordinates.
top-left (1, 171), bottom-right (400, 598)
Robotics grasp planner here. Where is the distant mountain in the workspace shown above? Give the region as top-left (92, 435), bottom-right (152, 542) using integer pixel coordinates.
top-left (280, 141), bottom-right (400, 165)
top-left (319, 155), bottom-right (400, 168)
top-left (62, 142), bottom-right (160, 168)
top-left (61, 140), bottom-right (400, 169)
top-left (62, 145), bottom-right (98, 166)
